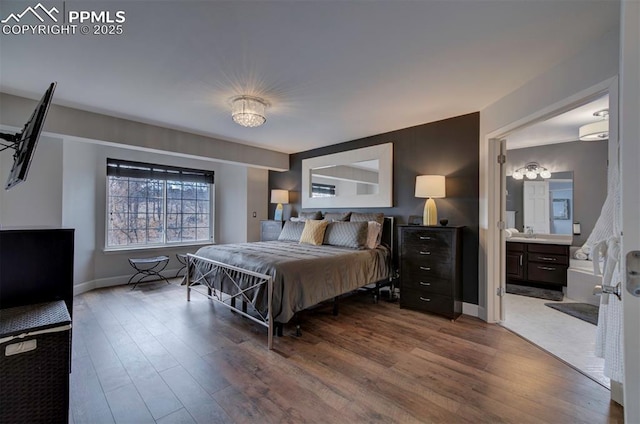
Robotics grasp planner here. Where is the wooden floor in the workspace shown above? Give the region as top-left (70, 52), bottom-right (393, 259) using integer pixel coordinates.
top-left (70, 280), bottom-right (623, 424)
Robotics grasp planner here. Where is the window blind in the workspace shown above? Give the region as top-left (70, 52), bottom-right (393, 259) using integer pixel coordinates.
top-left (107, 159), bottom-right (214, 184)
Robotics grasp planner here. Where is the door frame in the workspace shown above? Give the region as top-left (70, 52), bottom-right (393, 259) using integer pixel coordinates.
top-left (484, 76), bottom-right (618, 326)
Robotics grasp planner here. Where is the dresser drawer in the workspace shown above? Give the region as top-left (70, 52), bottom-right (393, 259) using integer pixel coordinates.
top-left (401, 229), bottom-right (452, 249)
top-left (401, 276), bottom-right (451, 296)
top-left (527, 263), bottom-right (567, 285)
top-left (400, 244), bottom-right (452, 263)
top-left (400, 288), bottom-right (454, 317)
top-left (527, 243), bottom-right (569, 255)
top-left (528, 252), bottom-right (568, 266)
top-left (401, 258), bottom-right (452, 280)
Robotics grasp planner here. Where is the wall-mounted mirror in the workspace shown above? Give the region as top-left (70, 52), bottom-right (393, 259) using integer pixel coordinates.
top-left (302, 143), bottom-right (393, 209)
top-left (506, 171), bottom-right (573, 234)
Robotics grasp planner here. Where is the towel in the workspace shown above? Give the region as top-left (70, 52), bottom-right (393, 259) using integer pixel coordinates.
top-left (504, 229), bottom-right (513, 239)
top-left (507, 228), bottom-right (519, 233)
top-left (574, 249), bottom-right (588, 260)
top-left (582, 244), bottom-right (592, 255)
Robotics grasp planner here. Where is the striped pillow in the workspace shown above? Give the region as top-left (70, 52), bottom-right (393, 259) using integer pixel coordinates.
top-left (299, 220), bottom-right (329, 246)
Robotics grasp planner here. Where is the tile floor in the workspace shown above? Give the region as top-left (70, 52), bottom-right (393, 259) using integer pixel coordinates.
top-left (500, 293), bottom-right (609, 388)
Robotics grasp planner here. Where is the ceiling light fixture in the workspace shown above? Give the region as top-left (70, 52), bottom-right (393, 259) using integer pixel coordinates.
top-left (231, 95), bottom-right (268, 128)
top-left (512, 162), bottom-right (551, 180)
top-left (578, 109), bottom-right (609, 141)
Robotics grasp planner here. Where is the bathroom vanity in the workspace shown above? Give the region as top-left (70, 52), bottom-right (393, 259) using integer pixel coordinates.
top-left (506, 235), bottom-right (571, 288)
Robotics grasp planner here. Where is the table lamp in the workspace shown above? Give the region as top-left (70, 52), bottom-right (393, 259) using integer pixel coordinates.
top-left (415, 175), bottom-right (445, 226)
top-left (271, 189), bottom-right (289, 221)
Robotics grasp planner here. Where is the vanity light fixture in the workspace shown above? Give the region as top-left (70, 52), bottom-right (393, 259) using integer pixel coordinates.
top-left (512, 162), bottom-right (551, 180)
top-left (578, 109), bottom-right (609, 141)
top-left (231, 95), bottom-right (269, 128)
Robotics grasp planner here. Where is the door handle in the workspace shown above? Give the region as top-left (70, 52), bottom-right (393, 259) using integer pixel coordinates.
top-left (537, 266), bottom-right (556, 271)
top-left (594, 282), bottom-right (622, 301)
top-left (626, 251), bottom-right (640, 297)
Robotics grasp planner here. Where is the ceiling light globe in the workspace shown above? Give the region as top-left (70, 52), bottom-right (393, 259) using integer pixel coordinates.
top-left (526, 170), bottom-right (538, 180)
top-left (512, 170), bottom-right (523, 180)
top-left (540, 170), bottom-right (551, 179)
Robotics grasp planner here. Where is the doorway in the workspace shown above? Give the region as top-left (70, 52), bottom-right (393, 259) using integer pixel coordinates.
top-left (496, 94), bottom-right (612, 387)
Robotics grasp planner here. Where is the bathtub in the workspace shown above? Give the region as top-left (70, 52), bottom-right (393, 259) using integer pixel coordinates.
top-left (567, 258), bottom-right (601, 306)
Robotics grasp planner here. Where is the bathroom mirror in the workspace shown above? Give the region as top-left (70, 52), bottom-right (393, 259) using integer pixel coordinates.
top-left (301, 143), bottom-right (393, 209)
top-left (506, 171), bottom-right (573, 234)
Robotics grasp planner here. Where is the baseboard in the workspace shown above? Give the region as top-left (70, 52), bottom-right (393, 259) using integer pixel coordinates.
top-left (73, 268), bottom-right (181, 296)
top-left (462, 302), bottom-right (479, 317)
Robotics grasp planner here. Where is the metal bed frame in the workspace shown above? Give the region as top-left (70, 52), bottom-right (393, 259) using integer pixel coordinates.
top-left (186, 254), bottom-right (274, 349)
top-left (185, 217), bottom-right (395, 350)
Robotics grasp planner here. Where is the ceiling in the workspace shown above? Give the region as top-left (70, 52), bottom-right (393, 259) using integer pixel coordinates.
top-left (506, 94), bottom-right (610, 150)
top-left (0, 1), bottom-right (619, 154)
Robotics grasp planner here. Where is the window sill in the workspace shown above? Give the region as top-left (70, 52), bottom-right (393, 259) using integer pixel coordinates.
top-left (103, 241), bottom-right (214, 255)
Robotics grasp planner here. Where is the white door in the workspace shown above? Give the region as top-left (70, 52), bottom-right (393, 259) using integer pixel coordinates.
top-left (620, 1), bottom-right (639, 420)
top-left (523, 181), bottom-right (550, 233)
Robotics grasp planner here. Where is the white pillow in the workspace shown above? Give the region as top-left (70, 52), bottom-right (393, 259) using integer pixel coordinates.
top-left (366, 221), bottom-right (382, 249)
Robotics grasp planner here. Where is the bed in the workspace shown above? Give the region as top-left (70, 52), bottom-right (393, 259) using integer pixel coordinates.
top-left (186, 217), bottom-right (394, 349)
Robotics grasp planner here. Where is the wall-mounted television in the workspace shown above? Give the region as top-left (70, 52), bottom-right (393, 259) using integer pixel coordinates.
top-left (0, 82), bottom-right (57, 189)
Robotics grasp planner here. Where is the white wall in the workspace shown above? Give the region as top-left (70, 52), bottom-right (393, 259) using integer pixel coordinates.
top-left (246, 167), bottom-right (268, 242)
top-left (0, 135), bottom-right (63, 228)
top-left (479, 29), bottom-right (620, 321)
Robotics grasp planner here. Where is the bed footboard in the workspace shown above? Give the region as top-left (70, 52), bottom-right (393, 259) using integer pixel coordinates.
top-left (186, 253), bottom-right (274, 349)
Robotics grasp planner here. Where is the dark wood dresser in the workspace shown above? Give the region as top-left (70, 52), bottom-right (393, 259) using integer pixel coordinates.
top-left (398, 225), bottom-right (463, 320)
top-left (260, 220), bottom-right (284, 241)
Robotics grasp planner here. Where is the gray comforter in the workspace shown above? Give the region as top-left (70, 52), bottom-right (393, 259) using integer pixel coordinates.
top-left (191, 241), bottom-right (390, 323)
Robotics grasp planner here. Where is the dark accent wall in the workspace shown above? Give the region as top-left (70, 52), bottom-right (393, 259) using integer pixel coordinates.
top-left (269, 113), bottom-right (480, 305)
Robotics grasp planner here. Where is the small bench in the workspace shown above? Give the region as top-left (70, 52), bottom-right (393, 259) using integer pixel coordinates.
top-left (127, 256), bottom-right (170, 289)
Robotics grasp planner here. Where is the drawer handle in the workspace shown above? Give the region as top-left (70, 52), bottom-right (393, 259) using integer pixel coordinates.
top-left (420, 266), bottom-right (432, 271)
top-left (538, 266), bottom-right (556, 271)
top-left (537, 256), bottom-right (557, 261)
top-left (419, 297), bottom-right (431, 302)
top-left (420, 281), bottom-right (431, 286)
top-left (419, 236), bottom-right (432, 240)
top-left (419, 251), bottom-right (431, 255)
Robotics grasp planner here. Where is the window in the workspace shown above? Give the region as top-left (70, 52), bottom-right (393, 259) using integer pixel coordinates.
top-left (106, 159), bottom-right (214, 248)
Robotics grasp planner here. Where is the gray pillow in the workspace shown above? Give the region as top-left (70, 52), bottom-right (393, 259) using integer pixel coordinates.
top-left (350, 212), bottom-right (384, 225)
top-left (299, 211), bottom-right (323, 221)
top-left (278, 221), bottom-right (305, 241)
top-left (323, 221), bottom-right (368, 249)
top-left (323, 211), bottom-right (351, 222)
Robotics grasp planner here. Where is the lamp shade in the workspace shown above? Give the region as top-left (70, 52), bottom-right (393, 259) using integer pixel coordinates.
top-left (415, 175), bottom-right (446, 198)
top-left (270, 189), bottom-right (289, 204)
top-left (578, 120), bottom-right (608, 141)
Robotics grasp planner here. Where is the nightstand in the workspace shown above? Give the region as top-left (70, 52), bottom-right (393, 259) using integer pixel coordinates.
top-left (260, 220), bottom-right (284, 241)
top-left (398, 225), bottom-right (463, 320)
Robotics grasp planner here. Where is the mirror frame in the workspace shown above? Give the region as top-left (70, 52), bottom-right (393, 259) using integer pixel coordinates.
top-left (301, 142), bottom-right (393, 209)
